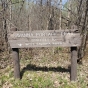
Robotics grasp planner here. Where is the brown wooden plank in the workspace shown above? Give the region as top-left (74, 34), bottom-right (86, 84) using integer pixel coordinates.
top-left (8, 30), bottom-right (82, 48)
top-left (8, 29), bottom-right (79, 34)
top-left (12, 45), bottom-right (20, 79)
top-left (8, 30), bottom-right (80, 39)
top-left (70, 47), bottom-right (78, 81)
top-left (8, 39), bottom-right (81, 48)
top-left (8, 34), bottom-right (80, 39)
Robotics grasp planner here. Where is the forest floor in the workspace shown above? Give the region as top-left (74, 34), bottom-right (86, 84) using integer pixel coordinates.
top-left (0, 47), bottom-right (88, 88)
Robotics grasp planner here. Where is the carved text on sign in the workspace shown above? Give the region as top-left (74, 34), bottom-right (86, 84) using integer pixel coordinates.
top-left (8, 30), bottom-right (82, 48)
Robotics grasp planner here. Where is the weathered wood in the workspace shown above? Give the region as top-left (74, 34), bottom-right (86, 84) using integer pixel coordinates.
top-left (70, 47), bottom-right (78, 81)
top-left (9, 29), bottom-right (79, 33)
top-left (10, 27), bottom-right (17, 31)
top-left (8, 29), bottom-right (81, 81)
top-left (12, 48), bottom-right (20, 79)
top-left (8, 30), bottom-right (81, 48)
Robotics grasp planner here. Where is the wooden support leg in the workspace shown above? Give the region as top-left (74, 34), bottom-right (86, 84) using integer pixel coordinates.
top-left (12, 48), bottom-right (20, 79)
top-left (70, 47), bottom-right (77, 81)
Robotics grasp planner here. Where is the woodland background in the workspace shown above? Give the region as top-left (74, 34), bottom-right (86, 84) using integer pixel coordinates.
top-left (0, 0), bottom-right (88, 88)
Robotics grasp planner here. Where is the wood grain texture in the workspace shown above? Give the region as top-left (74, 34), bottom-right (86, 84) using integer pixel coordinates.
top-left (70, 47), bottom-right (78, 81)
top-left (8, 30), bottom-right (82, 48)
top-left (12, 48), bottom-right (20, 79)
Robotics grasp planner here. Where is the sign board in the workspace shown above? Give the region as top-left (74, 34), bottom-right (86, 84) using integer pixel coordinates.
top-left (8, 30), bottom-right (82, 48)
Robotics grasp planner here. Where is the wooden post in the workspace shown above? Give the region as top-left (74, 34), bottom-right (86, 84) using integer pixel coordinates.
top-left (11, 28), bottom-right (20, 79)
top-left (70, 47), bottom-right (77, 81)
top-left (12, 48), bottom-right (20, 79)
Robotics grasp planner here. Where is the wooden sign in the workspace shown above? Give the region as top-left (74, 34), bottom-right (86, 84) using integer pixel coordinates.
top-left (8, 29), bottom-right (81, 81)
top-left (8, 30), bottom-right (82, 48)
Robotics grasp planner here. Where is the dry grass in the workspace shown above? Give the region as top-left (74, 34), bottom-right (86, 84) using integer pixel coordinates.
top-left (0, 47), bottom-right (88, 88)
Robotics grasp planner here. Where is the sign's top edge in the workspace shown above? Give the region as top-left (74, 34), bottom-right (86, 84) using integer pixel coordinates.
top-left (9, 29), bottom-right (79, 32)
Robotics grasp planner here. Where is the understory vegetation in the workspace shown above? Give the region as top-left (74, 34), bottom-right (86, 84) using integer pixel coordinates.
top-left (0, 47), bottom-right (88, 88)
top-left (0, 0), bottom-right (88, 88)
